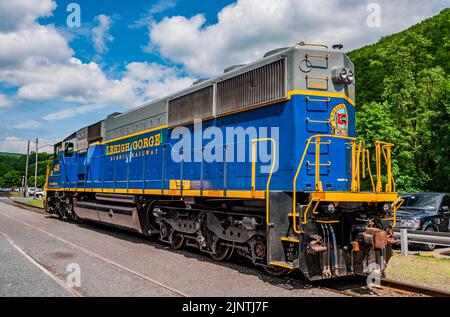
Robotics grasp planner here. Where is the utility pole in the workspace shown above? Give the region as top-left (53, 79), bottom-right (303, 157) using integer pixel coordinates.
top-left (34, 138), bottom-right (38, 199)
top-left (24, 140), bottom-right (30, 197)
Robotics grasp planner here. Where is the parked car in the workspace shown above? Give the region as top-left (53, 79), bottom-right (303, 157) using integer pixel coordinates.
top-left (396, 192), bottom-right (450, 250)
top-left (27, 188), bottom-right (44, 198)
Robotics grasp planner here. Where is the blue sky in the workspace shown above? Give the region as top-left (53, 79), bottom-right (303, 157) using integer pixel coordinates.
top-left (0, 0), bottom-right (449, 153)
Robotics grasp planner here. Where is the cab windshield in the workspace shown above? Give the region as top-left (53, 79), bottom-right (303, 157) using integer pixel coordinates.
top-left (400, 194), bottom-right (440, 211)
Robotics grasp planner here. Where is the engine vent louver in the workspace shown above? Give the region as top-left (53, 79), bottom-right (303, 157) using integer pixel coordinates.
top-left (168, 85), bottom-right (213, 126)
top-left (216, 59), bottom-right (286, 115)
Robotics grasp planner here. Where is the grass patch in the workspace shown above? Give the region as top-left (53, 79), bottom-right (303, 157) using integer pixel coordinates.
top-left (24, 199), bottom-right (43, 208)
top-left (386, 253), bottom-right (450, 292)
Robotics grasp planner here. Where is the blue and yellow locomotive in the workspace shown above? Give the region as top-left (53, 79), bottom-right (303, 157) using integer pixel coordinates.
top-left (46, 42), bottom-right (402, 280)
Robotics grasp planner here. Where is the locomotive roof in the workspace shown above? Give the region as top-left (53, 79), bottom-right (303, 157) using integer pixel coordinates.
top-left (55, 43), bottom-right (351, 147)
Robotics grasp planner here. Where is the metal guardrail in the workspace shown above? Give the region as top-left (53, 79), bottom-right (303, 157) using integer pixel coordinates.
top-left (394, 229), bottom-right (450, 256)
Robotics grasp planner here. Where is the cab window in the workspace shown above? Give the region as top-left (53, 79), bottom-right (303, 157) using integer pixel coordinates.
top-left (65, 142), bottom-right (75, 157)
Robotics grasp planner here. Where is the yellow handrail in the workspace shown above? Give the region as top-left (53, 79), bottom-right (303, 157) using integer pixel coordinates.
top-left (44, 158), bottom-right (52, 192)
top-left (292, 134), bottom-right (356, 234)
top-left (382, 198), bottom-right (404, 227)
top-left (301, 197), bottom-right (321, 224)
top-left (297, 42), bottom-right (329, 49)
top-left (375, 141), bottom-right (395, 193)
top-left (363, 149), bottom-right (376, 192)
top-left (250, 138), bottom-right (277, 225)
top-left (291, 136), bottom-right (396, 233)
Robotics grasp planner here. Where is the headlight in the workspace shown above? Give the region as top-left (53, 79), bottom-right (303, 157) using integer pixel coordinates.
top-left (398, 219), bottom-right (421, 229)
top-left (346, 70), bottom-right (354, 83)
top-left (339, 68), bottom-right (347, 80)
top-left (332, 67), bottom-right (353, 84)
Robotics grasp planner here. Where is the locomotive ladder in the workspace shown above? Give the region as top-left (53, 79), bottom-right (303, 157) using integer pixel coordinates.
top-left (269, 135), bottom-right (401, 270)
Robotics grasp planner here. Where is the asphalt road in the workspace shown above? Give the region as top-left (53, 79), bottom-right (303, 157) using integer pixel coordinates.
top-left (0, 200), bottom-right (340, 297)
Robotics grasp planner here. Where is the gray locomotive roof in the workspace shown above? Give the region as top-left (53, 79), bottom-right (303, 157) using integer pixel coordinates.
top-left (55, 42), bottom-right (352, 146)
top-left (112, 45), bottom-right (295, 117)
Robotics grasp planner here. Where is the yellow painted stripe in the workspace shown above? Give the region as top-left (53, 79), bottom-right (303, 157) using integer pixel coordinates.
top-left (46, 187), bottom-right (265, 199)
top-left (66, 91), bottom-right (353, 153)
top-left (311, 191), bottom-right (398, 202)
top-left (288, 89), bottom-right (355, 106)
top-left (280, 237), bottom-right (300, 243)
top-left (270, 261), bottom-right (295, 270)
top-left (143, 189), bottom-right (162, 195)
top-left (102, 125), bottom-right (168, 145)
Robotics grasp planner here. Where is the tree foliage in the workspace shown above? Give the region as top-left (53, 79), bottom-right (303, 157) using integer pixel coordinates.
top-left (349, 8), bottom-right (450, 192)
top-left (0, 152), bottom-right (50, 189)
top-left (1, 170), bottom-right (22, 188)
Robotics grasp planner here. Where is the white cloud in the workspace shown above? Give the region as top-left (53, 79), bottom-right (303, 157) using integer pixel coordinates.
top-left (0, 0), bottom-right (56, 32)
top-left (0, 136), bottom-right (55, 154)
top-left (0, 24), bottom-right (73, 69)
top-left (92, 14), bottom-right (114, 54)
top-left (0, 136), bottom-right (28, 154)
top-left (0, 16), bottom-right (192, 110)
top-left (15, 119), bottom-right (42, 130)
top-left (131, 0), bottom-right (178, 28)
top-left (5, 57), bottom-right (140, 106)
top-left (0, 93), bottom-right (12, 108)
top-left (148, 0), bottom-right (450, 76)
top-left (42, 104), bottom-right (107, 121)
top-left (124, 62), bottom-right (194, 100)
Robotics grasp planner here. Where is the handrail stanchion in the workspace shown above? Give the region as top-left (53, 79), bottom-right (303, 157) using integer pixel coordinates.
top-left (251, 140), bottom-right (257, 194)
top-left (365, 149), bottom-right (376, 192)
top-left (250, 138), bottom-right (276, 225)
top-left (385, 145), bottom-right (392, 192)
top-left (314, 137), bottom-right (323, 191)
top-left (351, 140), bottom-right (357, 192)
top-left (375, 142), bottom-right (382, 192)
top-left (292, 134), bottom-right (357, 234)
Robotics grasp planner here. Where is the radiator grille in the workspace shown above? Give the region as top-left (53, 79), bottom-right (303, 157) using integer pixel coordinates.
top-left (168, 86), bottom-right (213, 126)
top-left (216, 59), bottom-right (286, 115)
top-left (87, 122), bottom-right (102, 142)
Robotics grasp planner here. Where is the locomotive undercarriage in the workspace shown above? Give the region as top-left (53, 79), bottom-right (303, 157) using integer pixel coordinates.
top-left (290, 197), bottom-right (397, 280)
top-left (45, 191), bottom-right (398, 279)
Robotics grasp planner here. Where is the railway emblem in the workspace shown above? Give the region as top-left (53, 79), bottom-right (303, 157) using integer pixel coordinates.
top-left (330, 104), bottom-right (348, 136)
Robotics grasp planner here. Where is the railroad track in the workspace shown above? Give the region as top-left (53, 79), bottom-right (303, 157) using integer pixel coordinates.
top-left (3, 199), bottom-right (449, 297)
top-left (310, 274), bottom-right (450, 297)
top-left (375, 278), bottom-right (450, 297)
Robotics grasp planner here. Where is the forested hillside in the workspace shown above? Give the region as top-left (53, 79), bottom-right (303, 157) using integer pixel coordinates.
top-left (0, 152), bottom-right (50, 188)
top-left (349, 8), bottom-right (450, 192)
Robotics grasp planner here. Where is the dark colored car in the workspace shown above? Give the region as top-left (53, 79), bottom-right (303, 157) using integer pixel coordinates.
top-left (396, 193), bottom-right (450, 250)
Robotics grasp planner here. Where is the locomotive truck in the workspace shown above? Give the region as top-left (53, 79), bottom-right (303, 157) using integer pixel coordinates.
top-left (45, 42), bottom-right (403, 280)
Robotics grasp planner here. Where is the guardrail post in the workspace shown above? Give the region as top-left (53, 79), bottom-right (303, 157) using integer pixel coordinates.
top-left (400, 229), bottom-right (409, 256)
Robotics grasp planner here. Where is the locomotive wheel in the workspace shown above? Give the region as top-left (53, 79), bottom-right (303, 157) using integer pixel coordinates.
top-left (263, 265), bottom-right (289, 276)
top-left (56, 207), bottom-right (64, 220)
top-left (169, 233), bottom-right (185, 250)
top-left (160, 223), bottom-right (170, 240)
top-left (210, 244), bottom-right (232, 261)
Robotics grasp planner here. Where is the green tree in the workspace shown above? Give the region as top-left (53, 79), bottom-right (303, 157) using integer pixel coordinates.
top-left (425, 76), bottom-right (450, 191)
top-left (2, 170), bottom-right (22, 188)
top-left (350, 9), bottom-right (450, 192)
top-left (28, 175), bottom-right (46, 188)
